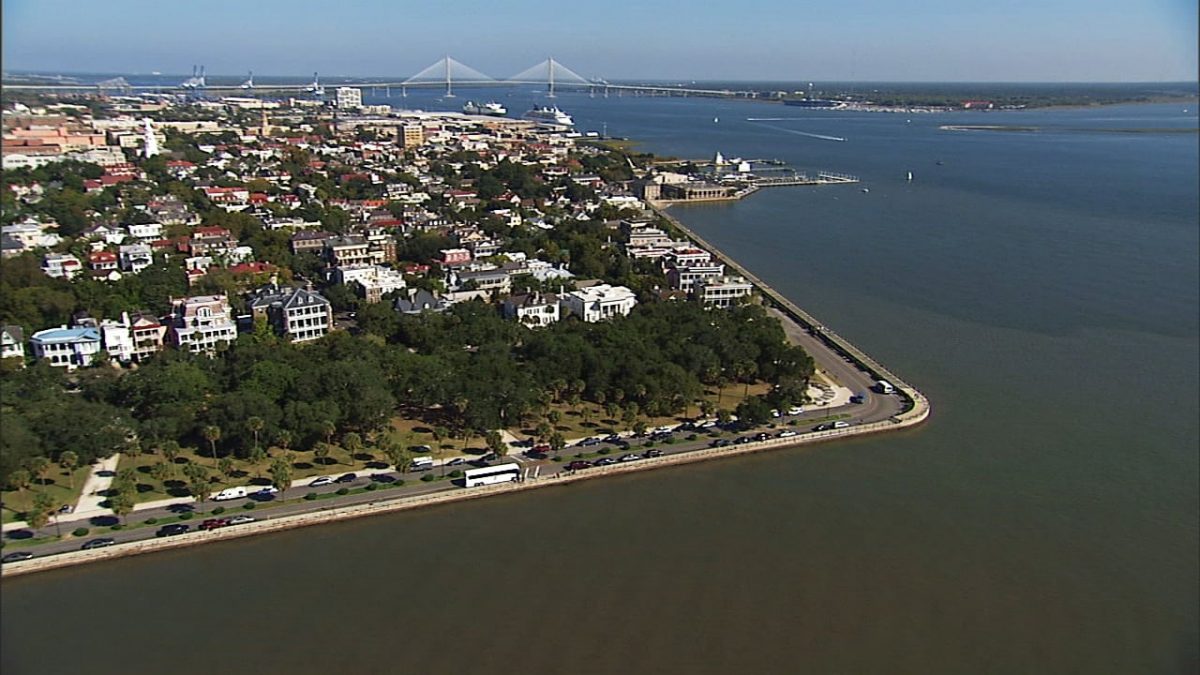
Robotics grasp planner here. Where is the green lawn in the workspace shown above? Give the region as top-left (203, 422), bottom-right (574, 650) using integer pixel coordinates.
top-left (1, 465), bottom-right (93, 524)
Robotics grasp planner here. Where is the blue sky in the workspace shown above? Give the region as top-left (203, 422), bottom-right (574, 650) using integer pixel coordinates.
top-left (3, 0), bottom-right (1197, 81)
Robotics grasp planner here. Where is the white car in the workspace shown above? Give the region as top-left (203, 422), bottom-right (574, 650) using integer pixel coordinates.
top-left (787, 406), bottom-right (804, 415)
top-left (310, 476), bottom-right (334, 487)
top-left (778, 430), bottom-right (798, 438)
top-left (831, 421), bottom-right (851, 429)
top-left (227, 515), bottom-right (257, 525)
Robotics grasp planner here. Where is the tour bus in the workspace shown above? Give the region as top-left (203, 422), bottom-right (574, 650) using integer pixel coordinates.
top-left (875, 379), bottom-right (895, 395)
top-left (463, 463), bottom-right (521, 488)
top-left (409, 456), bottom-right (434, 472)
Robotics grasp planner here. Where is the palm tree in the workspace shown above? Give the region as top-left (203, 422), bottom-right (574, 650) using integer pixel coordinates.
top-left (247, 445), bottom-right (267, 478)
top-left (110, 491), bottom-right (134, 526)
top-left (59, 451), bottom-right (79, 491)
top-left (28, 456), bottom-right (50, 489)
top-left (312, 442), bottom-right (331, 466)
top-left (269, 458), bottom-right (292, 496)
top-left (202, 425), bottom-right (222, 466)
top-left (275, 430), bottom-right (293, 456)
top-left (161, 441), bottom-right (181, 475)
top-left (246, 416), bottom-right (265, 451)
top-left (320, 420), bottom-right (336, 446)
top-left (218, 457), bottom-right (235, 479)
top-left (342, 432), bottom-right (363, 463)
top-left (8, 469), bottom-right (31, 494)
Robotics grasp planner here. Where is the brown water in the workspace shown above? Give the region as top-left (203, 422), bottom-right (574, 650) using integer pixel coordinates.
top-left (2, 100), bottom-right (1197, 675)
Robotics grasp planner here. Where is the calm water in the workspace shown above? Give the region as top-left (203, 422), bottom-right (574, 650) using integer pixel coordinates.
top-left (2, 91), bottom-right (1197, 674)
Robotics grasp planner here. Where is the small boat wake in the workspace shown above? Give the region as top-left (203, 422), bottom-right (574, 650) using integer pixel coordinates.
top-left (751, 122), bottom-right (846, 142)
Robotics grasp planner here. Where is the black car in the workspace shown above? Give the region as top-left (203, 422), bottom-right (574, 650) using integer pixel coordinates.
top-left (157, 524), bottom-right (190, 537)
top-left (593, 457), bottom-right (618, 467)
top-left (334, 473), bottom-right (358, 483)
top-left (734, 436), bottom-right (752, 445)
top-left (80, 538), bottom-right (116, 550)
top-left (643, 449), bottom-right (663, 458)
top-left (2, 551), bottom-right (34, 563)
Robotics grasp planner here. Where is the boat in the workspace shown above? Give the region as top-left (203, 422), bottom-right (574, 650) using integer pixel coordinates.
top-left (861, 188), bottom-right (870, 193)
top-left (906, 171), bottom-right (913, 181)
top-left (462, 100), bottom-right (507, 116)
top-left (523, 105), bottom-right (574, 127)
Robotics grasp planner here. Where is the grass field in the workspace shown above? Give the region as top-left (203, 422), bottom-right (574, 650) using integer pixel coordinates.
top-left (1, 465), bottom-right (93, 524)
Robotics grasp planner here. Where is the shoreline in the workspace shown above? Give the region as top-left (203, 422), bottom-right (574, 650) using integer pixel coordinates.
top-left (2, 412), bottom-right (926, 579)
top-left (1, 154), bottom-right (931, 581)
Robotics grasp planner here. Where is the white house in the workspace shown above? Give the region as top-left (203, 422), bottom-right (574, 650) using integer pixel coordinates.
top-left (119, 243), bottom-right (154, 273)
top-left (30, 325), bottom-right (102, 369)
top-left (41, 253), bottom-right (82, 280)
top-left (126, 221), bottom-right (163, 240)
top-left (1, 325), bottom-right (25, 362)
top-left (695, 275), bottom-right (754, 308)
top-left (503, 292), bottom-right (560, 328)
top-left (169, 295), bottom-right (238, 355)
top-left (100, 315), bottom-right (135, 363)
top-left (560, 284), bottom-right (637, 322)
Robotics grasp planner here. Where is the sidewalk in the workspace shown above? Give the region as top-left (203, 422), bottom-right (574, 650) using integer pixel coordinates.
top-left (2, 454), bottom-right (123, 533)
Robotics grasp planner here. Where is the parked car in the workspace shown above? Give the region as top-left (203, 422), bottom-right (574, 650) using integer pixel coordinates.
top-left (734, 436), bottom-right (752, 445)
top-left (849, 394), bottom-right (865, 404)
top-left (2, 551), bottom-right (34, 563)
top-left (832, 421), bottom-right (851, 429)
top-left (57, 504), bottom-right (73, 514)
top-left (787, 406), bottom-right (804, 415)
top-left (577, 438), bottom-right (602, 447)
top-left (251, 486), bottom-right (279, 496)
top-left (813, 424), bottom-right (830, 431)
top-left (310, 476), bottom-right (334, 487)
top-left (199, 518), bottom-right (230, 531)
top-left (603, 434), bottom-right (623, 443)
top-left (157, 524), bottom-right (190, 537)
top-left (643, 449), bottom-right (663, 458)
top-left (754, 432), bottom-right (771, 441)
top-left (446, 458), bottom-right (465, 466)
top-left (565, 460), bottom-right (592, 471)
top-left (778, 430), bottom-right (799, 438)
top-left (226, 515), bottom-right (257, 526)
top-left (334, 473), bottom-right (358, 484)
top-left (80, 538), bottom-right (116, 550)
top-left (618, 453), bottom-right (641, 463)
top-left (593, 457), bottom-right (618, 467)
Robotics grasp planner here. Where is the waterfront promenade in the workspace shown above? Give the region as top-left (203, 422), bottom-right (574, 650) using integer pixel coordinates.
top-left (2, 207), bottom-right (929, 578)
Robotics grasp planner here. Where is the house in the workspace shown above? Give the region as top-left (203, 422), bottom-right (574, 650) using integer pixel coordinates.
top-left (88, 250), bottom-right (120, 273)
top-left (1, 326), bottom-right (25, 362)
top-left (324, 235), bottom-right (372, 268)
top-left (30, 325), bottom-right (102, 369)
top-left (41, 253), bottom-right (82, 280)
top-left (394, 288), bottom-right (450, 314)
top-left (666, 262), bottom-right (725, 292)
top-left (333, 264), bottom-right (407, 303)
top-left (99, 315), bottom-right (135, 364)
top-left (560, 284), bottom-right (637, 322)
top-left (129, 313), bottom-right (168, 363)
top-left (188, 226), bottom-right (237, 256)
top-left (451, 267), bottom-right (511, 295)
top-left (118, 243), bottom-right (154, 273)
top-left (248, 285), bottom-right (333, 343)
top-left (125, 222), bottom-right (163, 241)
top-left (503, 292), bottom-right (560, 328)
top-left (439, 248), bottom-right (472, 266)
top-left (695, 276), bottom-right (754, 308)
top-left (168, 295), bottom-right (238, 355)
top-left (290, 230), bottom-right (333, 255)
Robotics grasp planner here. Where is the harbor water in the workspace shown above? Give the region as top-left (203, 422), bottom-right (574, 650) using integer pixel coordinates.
top-left (2, 88), bottom-right (1197, 674)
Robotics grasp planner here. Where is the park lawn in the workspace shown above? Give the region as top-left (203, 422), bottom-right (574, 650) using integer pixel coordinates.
top-left (115, 442), bottom-right (397, 505)
top-left (386, 415), bottom-right (486, 457)
top-left (1, 464), bottom-right (93, 524)
top-left (507, 381), bottom-right (776, 443)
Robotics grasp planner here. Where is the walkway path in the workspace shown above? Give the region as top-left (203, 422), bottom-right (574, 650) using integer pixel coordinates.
top-left (1, 454), bottom-right (123, 533)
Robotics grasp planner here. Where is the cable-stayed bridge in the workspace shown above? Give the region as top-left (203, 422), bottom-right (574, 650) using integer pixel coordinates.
top-left (2, 56), bottom-right (767, 99)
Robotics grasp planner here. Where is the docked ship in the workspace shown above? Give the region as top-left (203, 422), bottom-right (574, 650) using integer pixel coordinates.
top-left (462, 101), bottom-right (507, 116)
top-left (783, 98), bottom-right (841, 108)
top-left (522, 105), bottom-right (574, 127)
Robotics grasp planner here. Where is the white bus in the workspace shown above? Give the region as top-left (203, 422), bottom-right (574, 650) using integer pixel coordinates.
top-left (463, 463), bottom-right (521, 488)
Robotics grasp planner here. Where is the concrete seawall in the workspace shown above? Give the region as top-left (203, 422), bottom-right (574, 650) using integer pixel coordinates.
top-left (653, 205), bottom-right (931, 424)
top-left (3, 210), bottom-right (929, 579)
top-left (2, 416), bottom-right (925, 579)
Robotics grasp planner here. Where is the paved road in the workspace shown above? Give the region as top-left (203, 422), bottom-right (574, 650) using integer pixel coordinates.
top-left (2, 308), bottom-right (909, 564)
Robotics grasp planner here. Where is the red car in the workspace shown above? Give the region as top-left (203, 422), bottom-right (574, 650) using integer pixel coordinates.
top-left (565, 460), bottom-right (591, 471)
top-left (199, 518), bottom-right (230, 531)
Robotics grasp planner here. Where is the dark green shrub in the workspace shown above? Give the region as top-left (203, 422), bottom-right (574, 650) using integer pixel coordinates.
top-left (72, 527), bottom-right (89, 537)
top-left (304, 492), bottom-right (318, 501)
top-left (110, 524), bottom-right (123, 531)
top-left (179, 512), bottom-right (193, 520)
top-left (211, 506), bottom-right (225, 515)
top-left (448, 470), bottom-right (463, 478)
top-left (365, 482), bottom-right (378, 491)
top-left (336, 487), bottom-right (350, 495)
top-left (242, 502), bottom-right (256, 510)
top-left (143, 518), bottom-right (157, 525)
top-left (420, 474), bottom-right (435, 482)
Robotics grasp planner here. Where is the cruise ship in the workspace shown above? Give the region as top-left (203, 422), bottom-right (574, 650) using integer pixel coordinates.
top-left (522, 105), bottom-right (574, 127)
top-left (462, 101), bottom-right (507, 116)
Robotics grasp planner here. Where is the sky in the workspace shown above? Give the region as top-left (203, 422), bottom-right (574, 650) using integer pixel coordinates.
top-left (2, 0), bottom-right (1197, 82)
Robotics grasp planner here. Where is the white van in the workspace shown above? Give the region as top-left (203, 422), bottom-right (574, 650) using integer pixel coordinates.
top-left (410, 456), bottom-right (434, 472)
top-left (213, 486), bottom-right (248, 501)
top-left (875, 379), bottom-right (895, 395)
